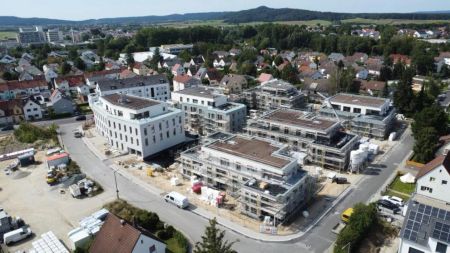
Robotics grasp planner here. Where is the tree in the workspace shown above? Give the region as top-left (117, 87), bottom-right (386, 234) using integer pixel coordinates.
top-left (149, 48), bottom-right (161, 70)
top-left (393, 70), bottom-right (416, 116)
top-left (413, 127), bottom-right (439, 163)
top-left (74, 57), bottom-right (86, 71)
top-left (412, 105), bottom-right (448, 138)
top-left (194, 218), bottom-right (236, 253)
top-left (425, 79), bottom-right (441, 99)
top-left (59, 62), bottom-right (72, 75)
top-left (381, 82), bottom-right (389, 98)
top-left (281, 63), bottom-right (299, 84)
top-left (68, 48), bottom-right (78, 60)
top-left (273, 55), bottom-right (283, 66)
top-left (126, 52), bottom-right (135, 67)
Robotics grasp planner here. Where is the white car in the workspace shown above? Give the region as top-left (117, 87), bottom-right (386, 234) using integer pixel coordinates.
top-left (3, 227), bottom-right (32, 245)
top-left (381, 195), bottom-right (404, 207)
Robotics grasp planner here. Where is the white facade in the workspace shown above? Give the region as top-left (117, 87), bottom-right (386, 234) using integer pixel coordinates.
top-left (416, 164), bottom-right (450, 203)
top-left (96, 76), bottom-right (171, 102)
top-left (330, 94), bottom-right (391, 116)
top-left (23, 99), bottom-right (42, 121)
top-left (90, 94), bottom-right (185, 157)
top-left (46, 29), bottom-right (63, 42)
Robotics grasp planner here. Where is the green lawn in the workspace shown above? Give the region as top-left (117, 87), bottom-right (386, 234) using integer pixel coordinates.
top-left (388, 175), bottom-right (416, 196)
top-left (78, 104), bottom-right (92, 114)
top-left (0, 31), bottom-right (17, 40)
top-left (166, 237), bottom-right (186, 253)
top-left (384, 189), bottom-right (411, 201)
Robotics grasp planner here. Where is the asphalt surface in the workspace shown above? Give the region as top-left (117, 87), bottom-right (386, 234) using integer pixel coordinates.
top-left (60, 122), bottom-right (414, 253)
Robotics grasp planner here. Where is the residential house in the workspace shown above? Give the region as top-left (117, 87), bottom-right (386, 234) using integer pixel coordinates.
top-left (390, 54), bottom-right (412, 66)
top-left (171, 63), bottom-right (185, 76)
top-left (257, 73), bottom-right (274, 83)
top-left (49, 89), bottom-right (74, 115)
top-left (358, 80), bottom-right (386, 96)
top-left (398, 153), bottom-right (450, 253)
top-left (328, 53), bottom-right (345, 63)
top-left (0, 78), bottom-right (50, 101)
top-left (229, 48), bottom-right (241, 56)
top-left (132, 63), bottom-right (153, 76)
top-left (23, 97), bottom-right (42, 121)
top-left (84, 69), bottom-right (122, 89)
top-left (189, 56), bottom-right (205, 67)
top-left (218, 74), bottom-right (247, 95)
top-left (119, 69), bottom-right (138, 79)
top-left (0, 55), bottom-right (16, 64)
top-left (89, 213), bottom-right (166, 253)
top-left (356, 68), bottom-right (369, 80)
top-left (212, 51), bottom-right (229, 59)
top-left (204, 69), bottom-right (222, 85)
top-left (172, 75), bottom-right (200, 92)
top-left (0, 99), bottom-right (24, 125)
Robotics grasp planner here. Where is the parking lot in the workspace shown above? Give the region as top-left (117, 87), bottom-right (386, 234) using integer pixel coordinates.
top-left (0, 151), bottom-right (115, 251)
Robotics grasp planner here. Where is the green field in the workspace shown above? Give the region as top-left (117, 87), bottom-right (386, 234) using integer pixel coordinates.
top-left (342, 18), bottom-right (450, 25)
top-left (0, 31), bottom-right (17, 40)
top-left (155, 18), bottom-right (450, 28)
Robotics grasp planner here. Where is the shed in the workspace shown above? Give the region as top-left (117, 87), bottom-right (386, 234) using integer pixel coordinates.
top-left (47, 152), bottom-right (70, 168)
top-left (17, 151), bottom-right (35, 167)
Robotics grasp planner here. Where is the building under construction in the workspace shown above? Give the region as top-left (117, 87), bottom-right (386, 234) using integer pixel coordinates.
top-left (319, 93), bottom-right (396, 140)
top-left (245, 108), bottom-right (359, 171)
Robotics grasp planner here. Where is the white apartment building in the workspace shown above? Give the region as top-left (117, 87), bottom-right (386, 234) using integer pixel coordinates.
top-left (171, 86), bottom-right (246, 135)
top-left (89, 93), bottom-right (185, 158)
top-left (95, 75), bottom-right (170, 101)
top-left (23, 97), bottom-right (43, 121)
top-left (46, 29), bottom-right (63, 43)
top-left (399, 153), bottom-right (450, 253)
top-left (17, 26), bottom-right (46, 44)
top-left (160, 44), bottom-right (193, 54)
top-left (179, 132), bottom-right (313, 223)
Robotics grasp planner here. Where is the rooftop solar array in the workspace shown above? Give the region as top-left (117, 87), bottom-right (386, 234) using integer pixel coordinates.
top-left (402, 202), bottom-right (450, 245)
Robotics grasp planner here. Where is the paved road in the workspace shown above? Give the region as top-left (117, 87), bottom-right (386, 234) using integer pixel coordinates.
top-left (60, 122), bottom-right (414, 253)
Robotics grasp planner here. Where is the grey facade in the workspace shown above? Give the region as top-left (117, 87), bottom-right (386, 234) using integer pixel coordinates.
top-left (245, 108), bottom-right (359, 171)
top-left (243, 79), bottom-right (305, 111)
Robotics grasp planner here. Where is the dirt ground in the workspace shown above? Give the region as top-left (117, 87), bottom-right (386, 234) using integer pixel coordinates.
top-left (0, 150), bottom-right (114, 252)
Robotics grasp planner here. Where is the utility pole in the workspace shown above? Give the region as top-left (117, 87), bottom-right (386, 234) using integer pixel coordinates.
top-left (113, 169), bottom-right (120, 199)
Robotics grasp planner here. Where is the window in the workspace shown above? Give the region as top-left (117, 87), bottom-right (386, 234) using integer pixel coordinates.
top-left (130, 138), bottom-right (133, 144)
top-left (136, 139), bottom-right (139, 146)
top-left (220, 159), bottom-right (230, 167)
top-left (420, 186), bottom-right (433, 193)
top-left (144, 128), bottom-right (147, 136)
top-left (159, 123), bottom-right (162, 131)
top-left (430, 177), bottom-right (436, 182)
top-left (193, 99), bottom-right (198, 104)
top-left (135, 128), bottom-right (138, 135)
top-left (236, 163), bottom-right (241, 171)
top-left (153, 136), bottom-right (156, 143)
top-left (353, 108), bottom-right (361, 113)
top-left (408, 247), bottom-right (424, 253)
top-left (443, 180), bottom-right (448, 185)
top-left (166, 131), bottom-right (170, 138)
top-left (436, 242), bottom-right (447, 253)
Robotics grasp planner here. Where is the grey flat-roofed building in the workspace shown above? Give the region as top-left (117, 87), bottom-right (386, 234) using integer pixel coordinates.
top-left (178, 133), bottom-right (314, 223)
top-left (245, 108), bottom-right (359, 171)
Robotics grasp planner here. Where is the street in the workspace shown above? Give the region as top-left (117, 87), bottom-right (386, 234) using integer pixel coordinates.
top-left (59, 122), bottom-right (414, 253)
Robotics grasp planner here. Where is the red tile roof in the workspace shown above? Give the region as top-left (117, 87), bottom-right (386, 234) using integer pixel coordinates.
top-left (89, 214), bottom-right (141, 253)
top-left (55, 75), bottom-right (85, 87)
top-left (84, 68), bottom-right (124, 78)
top-left (390, 54), bottom-right (412, 65)
top-left (258, 73), bottom-right (273, 83)
top-left (47, 152), bottom-right (69, 161)
top-left (173, 74), bottom-right (192, 84)
top-left (360, 80), bottom-right (386, 92)
top-left (6, 78), bottom-right (47, 90)
top-left (416, 152), bottom-right (450, 179)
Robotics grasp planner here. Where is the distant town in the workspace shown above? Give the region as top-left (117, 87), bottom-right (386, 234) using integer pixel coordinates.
top-left (0, 7), bottom-right (449, 253)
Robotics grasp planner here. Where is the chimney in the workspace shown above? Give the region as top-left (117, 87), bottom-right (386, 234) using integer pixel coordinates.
top-left (120, 219), bottom-right (125, 226)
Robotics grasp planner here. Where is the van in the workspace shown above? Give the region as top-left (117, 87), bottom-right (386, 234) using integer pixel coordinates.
top-left (164, 192), bottom-right (189, 209)
top-left (3, 227), bottom-right (32, 245)
top-left (341, 208), bottom-right (354, 223)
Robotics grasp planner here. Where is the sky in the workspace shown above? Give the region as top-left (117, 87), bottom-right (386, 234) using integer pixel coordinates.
top-left (2, 0), bottom-right (450, 20)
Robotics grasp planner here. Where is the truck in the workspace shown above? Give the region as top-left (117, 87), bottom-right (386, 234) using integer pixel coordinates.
top-left (69, 184), bottom-right (82, 198)
top-left (331, 222), bottom-right (346, 235)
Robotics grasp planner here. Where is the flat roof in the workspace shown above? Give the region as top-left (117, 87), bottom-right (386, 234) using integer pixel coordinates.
top-left (263, 109), bottom-right (338, 131)
top-left (174, 86), bottom-right (219, 99)
top-left (330, 93), bottom-right (388, 108)
top-left (208, 136), bottom-right (290, 168)
top-left (102, 94), bottom-right (160, 110)
top-left (97, 75), bottom-right (168, 92)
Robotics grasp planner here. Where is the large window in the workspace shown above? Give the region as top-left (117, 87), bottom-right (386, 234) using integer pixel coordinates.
top-left (408, 247), bottom-right (424, 253)
top-left (436, 242), bottom-right (447, 253)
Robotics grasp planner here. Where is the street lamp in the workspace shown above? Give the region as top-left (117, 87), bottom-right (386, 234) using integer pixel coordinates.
top-left (113, 169), bottom-right (120, 200)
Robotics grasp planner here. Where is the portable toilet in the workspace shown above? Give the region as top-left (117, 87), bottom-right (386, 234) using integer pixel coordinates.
top-left (17, 152), bottom-right (35, 167)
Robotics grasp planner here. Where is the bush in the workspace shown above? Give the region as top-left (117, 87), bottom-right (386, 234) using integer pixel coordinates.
top-left (165, 225), bottom-right (175, 238)
top-left (156, 229), bottom-right (171, 240)
top-left (136, 210), bottom-right (161, 232)
top-left (14, 122), bottom-right (58, 143)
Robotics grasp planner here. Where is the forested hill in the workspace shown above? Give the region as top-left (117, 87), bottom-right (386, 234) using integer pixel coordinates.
top-left (222, 6), bottom-right (450, 23)
top-left (1, 6), bottom-right (450, 26)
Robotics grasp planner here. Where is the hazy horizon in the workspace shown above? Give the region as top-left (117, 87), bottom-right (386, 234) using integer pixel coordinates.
top-left (2, 0), bottom-right (450, 21)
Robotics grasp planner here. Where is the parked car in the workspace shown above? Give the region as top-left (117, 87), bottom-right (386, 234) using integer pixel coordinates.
top-left (341, 208), bottom-right (354, 223)
top-left (74, 132), bottom-right (82, 138)
top-left (1, 125), bottom-right (14, 131)
top-left (332, 177), bottom-right (348, 184)
top-left (75, 115), bottom-right (86, 121)
top-left (377, 199), bottom-right (401, 214)
top-left (381, 195), bottom-right (404, 207)
top-left (164, 191), bottom-right (189, 209)
top-left (3, 227), bottom-right (32, 245)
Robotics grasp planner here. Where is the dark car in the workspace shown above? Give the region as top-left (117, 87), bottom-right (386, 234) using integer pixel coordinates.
top-left (1, 125), bottom-right (14, 131)
top-left (75, 115), bottom-right (86, 121)
top-left (377, 199), bottom-right (401, 214)
top-left (332, 177), bottom-right (348, 184)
